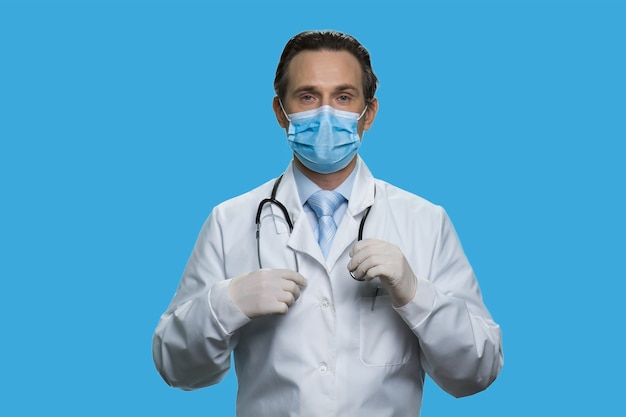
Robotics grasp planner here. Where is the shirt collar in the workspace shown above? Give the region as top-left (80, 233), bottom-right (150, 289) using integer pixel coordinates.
top-left (293, 161), bottom-right (358, 206)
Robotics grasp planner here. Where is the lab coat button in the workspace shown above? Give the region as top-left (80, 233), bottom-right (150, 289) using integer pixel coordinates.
top-left (320, 297), bottom-right (330, 309)
top-left (319, 363), bottom-right (328, 373)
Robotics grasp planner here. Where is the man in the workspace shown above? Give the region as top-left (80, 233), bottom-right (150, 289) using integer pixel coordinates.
top-left (153, 30), bottom-right (503, 416)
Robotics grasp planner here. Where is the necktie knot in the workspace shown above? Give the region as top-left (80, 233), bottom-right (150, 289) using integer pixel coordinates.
top-left (307, 190), bottom-right (345, 258)
top-left (308, 190), bottom-right (344, 219)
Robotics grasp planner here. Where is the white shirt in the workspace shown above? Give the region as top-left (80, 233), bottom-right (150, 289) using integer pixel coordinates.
top-left (153, 157), bottom-right (503, 417)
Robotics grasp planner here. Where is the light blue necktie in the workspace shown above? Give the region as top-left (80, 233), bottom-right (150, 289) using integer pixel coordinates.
top-left (308, 190), bottom-right (345, 258)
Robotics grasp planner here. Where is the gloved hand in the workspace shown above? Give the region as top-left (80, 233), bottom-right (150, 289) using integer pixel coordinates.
top-left (348, 238), bottom-right (417, 307)
top-left (229, 269), bottom-right (308, 319)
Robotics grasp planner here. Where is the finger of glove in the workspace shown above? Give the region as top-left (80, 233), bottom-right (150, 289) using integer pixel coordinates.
top-left (276, 269), bottom-right (308, 288)
top-left (253, 269), bottom-right (306, 291)
top-left (275, 289), bottom-right (297, 307)
top-left (246, 289), bottom-right (293, 317)
top-left (281, 279), bottom-right (302, 301)
top-left (349, 253), bottom-right (389, 281)
top-left (349, 238), bottom-right (386, 257)
top-left (252, 298), bottom-right (290, 316)
top-left (348, 241), bottom-right (387, 272)
top-left (273, 301), bottom-right (290, 315)
top-left (365, 263), bottom-right (402, 284)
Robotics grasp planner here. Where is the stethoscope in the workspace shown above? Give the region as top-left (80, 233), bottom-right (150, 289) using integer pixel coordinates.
top-left (255, 174), bottom-right (373, 280)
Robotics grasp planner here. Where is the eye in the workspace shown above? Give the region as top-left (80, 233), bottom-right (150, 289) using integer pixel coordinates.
top-left (337, 95), bottom-right (351, 102)
top-left (301, 94), bottom-right (315, 102)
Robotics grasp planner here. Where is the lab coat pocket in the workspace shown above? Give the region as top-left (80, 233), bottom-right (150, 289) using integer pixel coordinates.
top-left (359, 292), bottom-right (416, 367)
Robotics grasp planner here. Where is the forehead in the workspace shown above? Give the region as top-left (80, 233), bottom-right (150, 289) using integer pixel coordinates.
top-left (286, 50), bottom-right (363, 93)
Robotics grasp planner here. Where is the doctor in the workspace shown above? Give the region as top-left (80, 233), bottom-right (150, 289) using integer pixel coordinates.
top-left (153, 30), bottom-right (503, 416)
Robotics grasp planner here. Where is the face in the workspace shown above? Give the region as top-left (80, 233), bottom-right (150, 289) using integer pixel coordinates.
top-left (273, 50), bottom-right (378, 137)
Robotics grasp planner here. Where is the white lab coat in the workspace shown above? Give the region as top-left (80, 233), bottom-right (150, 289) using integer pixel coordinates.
top-left (153, 158), bottom-right (503, 417)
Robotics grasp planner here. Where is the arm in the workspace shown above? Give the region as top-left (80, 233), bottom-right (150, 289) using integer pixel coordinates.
top-left (152, 208), bottom-right (308, 390)
top-left (399, 207), bottom-right (503, 397)
top-left (152, 211), bottom-right (249, 390)
top-left (349, 207), bottom-right (503, 397)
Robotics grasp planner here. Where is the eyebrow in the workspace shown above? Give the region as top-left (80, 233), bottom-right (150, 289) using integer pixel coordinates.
top-left (292, 84), bottom-right (360, 95)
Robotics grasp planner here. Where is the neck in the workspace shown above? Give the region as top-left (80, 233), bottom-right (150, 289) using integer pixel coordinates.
top-left (294, 157), bottom-right (357, 190)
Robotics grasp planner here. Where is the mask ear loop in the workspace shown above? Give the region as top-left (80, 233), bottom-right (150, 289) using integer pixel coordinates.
top-left (357, 105), bottom-right (368, 121)
top-left (278, 99), bottom-right (291, 122)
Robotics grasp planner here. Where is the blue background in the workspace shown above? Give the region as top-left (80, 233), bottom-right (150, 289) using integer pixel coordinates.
top-left (1, 0), bottom-right (624, 415)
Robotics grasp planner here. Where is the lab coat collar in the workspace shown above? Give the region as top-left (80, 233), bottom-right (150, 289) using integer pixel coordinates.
top-left (271, 162), bottom-right (323, 264)
top-left (273, 157), bottom-right (377, 270)
top-left (272, 156), bottom-right (376, 225)
top-left (348, 157), bottom-right (377, 217)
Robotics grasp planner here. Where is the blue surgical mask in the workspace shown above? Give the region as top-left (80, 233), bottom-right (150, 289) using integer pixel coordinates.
top-left (282, 103), bottom-right (367, 174)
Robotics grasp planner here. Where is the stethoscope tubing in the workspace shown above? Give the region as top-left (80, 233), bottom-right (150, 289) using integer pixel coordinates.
top-left (255, 174), bottom-right (372, 281)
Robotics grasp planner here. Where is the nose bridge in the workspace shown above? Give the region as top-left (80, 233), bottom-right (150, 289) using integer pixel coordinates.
top-left (320, 93), bottom-right (333, 107)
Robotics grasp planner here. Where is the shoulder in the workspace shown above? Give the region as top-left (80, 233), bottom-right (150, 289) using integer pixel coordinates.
top-left (197, 178), bottom-right (279, 238)
top-left (212, 178), bottom-right (277, 218)
top-left (375, 179), bottom-right (444, 214)
top-left (372, 179), bottom-right (457, 247)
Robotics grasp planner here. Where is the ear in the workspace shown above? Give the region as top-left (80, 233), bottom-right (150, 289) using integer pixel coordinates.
top-left (362, 97), bottom-right (379, 131)
top-left (272, 96), bottom-right (289, 129)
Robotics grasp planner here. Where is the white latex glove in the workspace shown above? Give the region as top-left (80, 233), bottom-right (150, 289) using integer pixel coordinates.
top-left (229, 269), bottom-right (308, 318)
top-left (348, 238), bottom-right (417, 307)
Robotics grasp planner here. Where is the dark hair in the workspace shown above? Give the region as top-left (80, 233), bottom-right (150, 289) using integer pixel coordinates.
top-left (274, 30), bottom-right (378, 104)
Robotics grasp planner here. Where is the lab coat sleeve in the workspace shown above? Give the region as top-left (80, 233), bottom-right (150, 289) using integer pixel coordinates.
top-left (394, 207), bottom-right (503, 398)
top-left (152, 209), bottom-right (251, 390)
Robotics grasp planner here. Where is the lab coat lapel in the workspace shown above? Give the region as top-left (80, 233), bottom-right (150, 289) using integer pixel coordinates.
top-left (271, 164), bottom-right (325, 265)
top-left (271, 159), bottom-right (377, 269)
